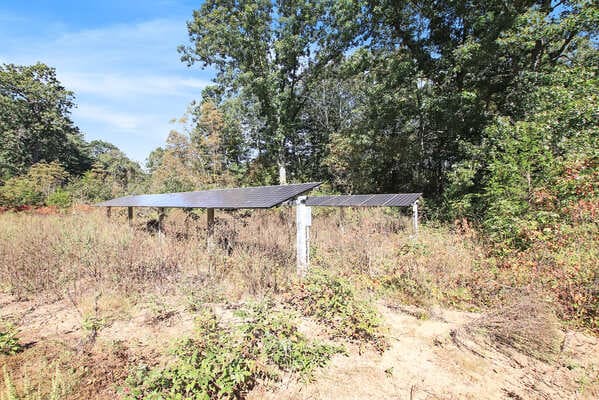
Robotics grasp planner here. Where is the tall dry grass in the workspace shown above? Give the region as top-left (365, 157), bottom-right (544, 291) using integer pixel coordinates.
top-left (0, 207), bottom-right (483, 307)
top-left (0, 207), bottom-right (302, 304)
top-left (1, 205), bottom-right (583, 325)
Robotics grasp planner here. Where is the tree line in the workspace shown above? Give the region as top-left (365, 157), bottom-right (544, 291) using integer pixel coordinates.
top-left (0, 0), bottom-right (597, 249)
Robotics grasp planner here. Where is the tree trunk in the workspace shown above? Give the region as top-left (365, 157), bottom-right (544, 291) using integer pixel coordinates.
top-left (278, 160), bottom-right (287, 185)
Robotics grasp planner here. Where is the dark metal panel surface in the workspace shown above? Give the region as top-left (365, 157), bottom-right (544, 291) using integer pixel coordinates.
top-left (96, 182), bottom-right (322, 209)
top-left (305, 193), bottom-right (421, 207)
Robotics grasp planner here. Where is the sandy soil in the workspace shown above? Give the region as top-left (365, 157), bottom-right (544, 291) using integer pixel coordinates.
top-left (1, 293), bottom-right (598, 399)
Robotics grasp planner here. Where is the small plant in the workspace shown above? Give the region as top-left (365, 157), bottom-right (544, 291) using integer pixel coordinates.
top-left (2, 365), bottom-right (18, 400)
top-left (290, 269), bottom-right (389, 352)
top-left (1, 364), bottom-right (73, 400)
top-left (123, 307), bottom-right (257, 399)
top-left (0, 323), bottom-right (22, 355)
top-left (236, 300), bottom-right (343, 379)
top-left (146, 297), bottom-right (177, 323)
top-left (123, 302), bottom-right (342, 399)
top-left (81, 314), bottom-right (105, 343)
top-left (185, 286), bottom-right (225, 311)
top-left (46, 188), bottom-right (72, 208)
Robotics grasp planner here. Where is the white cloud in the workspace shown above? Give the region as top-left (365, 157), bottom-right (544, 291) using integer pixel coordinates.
top-left (0, 16), bottom-right (213, 162)
top-left (60, 72), bottom-right (209, 98)
top-left (74, 104), bottom-right (146, 131)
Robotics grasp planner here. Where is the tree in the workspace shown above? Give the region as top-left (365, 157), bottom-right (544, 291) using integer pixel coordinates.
top-left (179, 0), bottom-right (365, 184)
top-left (0, 161), bottom-right (68, 206)
top-left (87, 140), bottom-right (119, 159)
top-left (356, 0), bottom-right (598, 198)
top-left (0, 63), bottom-right (91, 179)
top-left (149, 126), bottom-right (201, 193)
top-left (473, 65), bottom-right (597, 247)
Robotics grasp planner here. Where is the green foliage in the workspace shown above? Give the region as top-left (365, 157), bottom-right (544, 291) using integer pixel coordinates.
top-left (0, 323), bottom-right (22, 355)
top-left (235, 300), bottom-right (343, 379)
top-left (290, 269), bottom-right (388, 352)
top-left (123, 303), bottom-right (341, 399)
top-left (0, 162), bottom-right (67, 207)
top-left (180, 0), bottom-right (364, 183)
top-left (81, 314), bottom-right (105, 335)
top-left (0, 63), bottom-right (91, 178)
top-left (67, 167), bottom-right (115, 203)
top-left (178, 0), bottom-right (597, 214)
top-left (123, 308), bottom-right (255, 400)
top-left (68, 141), bottom-right (145, 203)
top-left (46, 188), bottom-right (71, 208)
top-left (448, 65), bottom-right (598, 249)
top-left (0, 175), bottom-right (43, 207)
top-left (0, 63), bottom-right (144, 204)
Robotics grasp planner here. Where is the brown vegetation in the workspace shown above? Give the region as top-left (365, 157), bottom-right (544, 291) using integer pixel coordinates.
top-left (0, 207), bottom-right (598, 399)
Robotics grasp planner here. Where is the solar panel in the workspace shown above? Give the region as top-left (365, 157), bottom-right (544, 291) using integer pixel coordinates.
top-left (96, 182), bottom-right (322, 209)
top-left (305, 193), bottom-right (421, 207)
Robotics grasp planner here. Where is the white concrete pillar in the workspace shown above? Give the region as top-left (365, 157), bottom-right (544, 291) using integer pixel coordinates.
top-left (158, 207), bottom-right (165, 239)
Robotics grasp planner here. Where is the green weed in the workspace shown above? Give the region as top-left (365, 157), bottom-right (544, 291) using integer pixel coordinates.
top-left (0, 324), bottom-right (21, 356)
top-left (123, 302), bottom-right (342, 399)
top-left (290, 269), bottom-right (389, 352)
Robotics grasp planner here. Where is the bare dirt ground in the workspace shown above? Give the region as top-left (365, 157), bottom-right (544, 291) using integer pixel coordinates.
top-left (1, 293), bottom-right (598, 399)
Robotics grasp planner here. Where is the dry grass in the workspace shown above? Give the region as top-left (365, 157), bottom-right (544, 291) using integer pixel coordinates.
top-left (0, 208), bottom-right (298, 304)
top-left (452, 291), bottom-right (564, 362)
top-left (0, 207), bottom-right (598, 399)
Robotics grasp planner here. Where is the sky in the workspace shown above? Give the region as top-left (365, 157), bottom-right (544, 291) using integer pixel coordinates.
top-left (0, 0), bottom-right (213, 164)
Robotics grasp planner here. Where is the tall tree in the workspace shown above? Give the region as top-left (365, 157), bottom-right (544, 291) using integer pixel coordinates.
top-left (0, 63), bottom-right (91, 179)
top-left (332, 0), bottom-right (598, 197)
top-left (179, 0), bottom-right (365, 184)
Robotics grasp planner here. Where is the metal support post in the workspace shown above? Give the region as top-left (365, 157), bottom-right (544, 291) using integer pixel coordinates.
top-left (412, 201), bottom-right (419, 235)
top-left (106, 206), bottom-right (112, 218)
top-left (207, 208), bottom-right (215, 249)
top-left (158, 207), bottom-right (165, 238)
top-left (296, 196), bottom-right (311, 277)
top-left (127, 207), bottom-right (133, 225)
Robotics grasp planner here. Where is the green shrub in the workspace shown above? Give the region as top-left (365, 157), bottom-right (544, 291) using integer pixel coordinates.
top-left (0, 176), bottom-right (43, 207)
top-left (124, 308), bottom-right (254, 400)
top-left (290, 269), bottom-right (389, 352)
top-left (0, 161), bottom-right (68, 207)
top-left (0, 323), bottom-right (22, 355)
top-left (46, 188), bottom-right (72, 208)
top-left (123, 303), bottom-right (342, 399)
top-left (236, 300), bottom-right (343, 379)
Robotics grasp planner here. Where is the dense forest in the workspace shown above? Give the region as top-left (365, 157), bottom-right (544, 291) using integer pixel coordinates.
top-left (0, 0), bottom-right (597, 249)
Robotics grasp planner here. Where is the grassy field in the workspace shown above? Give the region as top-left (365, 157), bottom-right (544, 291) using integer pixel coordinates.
top-left (1, 207), bottom-right (598, 399)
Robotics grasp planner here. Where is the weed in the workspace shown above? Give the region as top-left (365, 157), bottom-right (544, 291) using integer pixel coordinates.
top-left (145, 296), bottom-right (177, 323)
top-left (123, 302), bottom-right (342, 399)
top-left (1, 364), bottom-right (72, 400)
top-left (235, 300), bottom-right (344, 379)
top-left (289, 269), bottom-right (389, 352)
top-left (2, 366), bottom-right (18, 400)
top-left (81, 314), bottom-right (105, 338)
top-left (184, 284), bottom-right (225, 311)
top-left (0, 323), bottom-right (21, 356)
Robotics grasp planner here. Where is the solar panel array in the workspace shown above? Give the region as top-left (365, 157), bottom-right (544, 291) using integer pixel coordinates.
top-left (96, 182), bottom-right (322, 209)
top-left (305, 193), bottom-right (421, 207)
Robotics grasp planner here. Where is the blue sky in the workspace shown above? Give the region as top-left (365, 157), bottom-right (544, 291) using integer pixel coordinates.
top-left (0, 0), bottom-right (213, 164)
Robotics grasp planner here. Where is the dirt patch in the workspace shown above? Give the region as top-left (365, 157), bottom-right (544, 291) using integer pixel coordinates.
top-left (249, 303), bottom-right (599, 400)
top-left (2, 294), bottom-right (598, 399)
